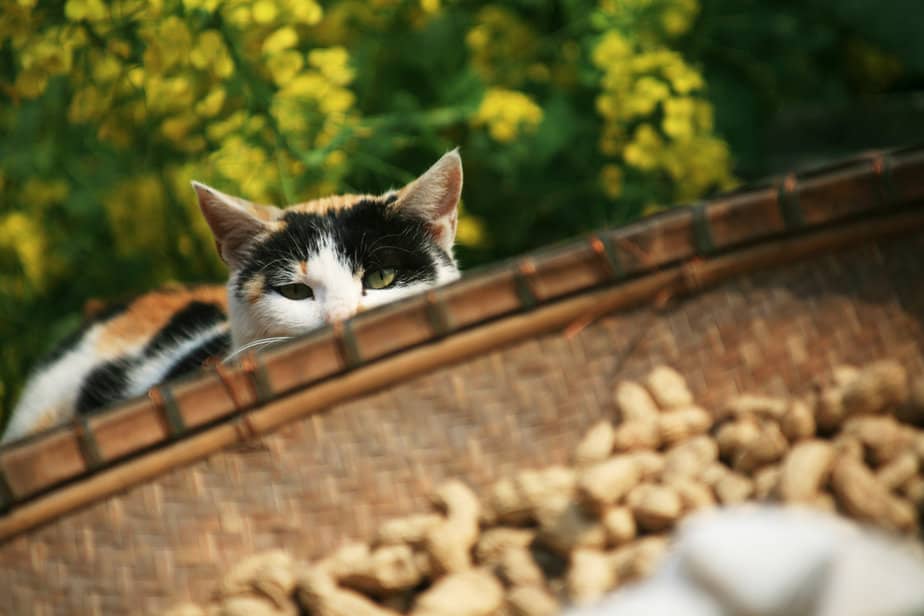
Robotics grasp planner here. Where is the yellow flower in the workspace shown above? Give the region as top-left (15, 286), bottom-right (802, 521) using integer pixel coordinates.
top-left (183, 0), bottom-right (221, 11)
top-left (161, 113), bottom-right (197, 143)
top-left (267, 50), bottom-right (304, 85)
top-left (625, 76), bottom-right (670, 117)
top-left (307, 47), bottom-right (354, 86)
top-left (595, 94), bottom-right (620, 119)
top-left (191, 30), bottom-right (233, 77)
top-left (20, 38), bottom-right (73, 75)
top-left (473, 88), bottom-right (543, 143)
top-left (324, 150), bottom-right (346, 169)
top-left (287, 0), bottom-right (323, 25)
top-left (420, 0), bottom-right (440, 13)
top-left (68, 85), bottom-right (106, 122)
top-left (661, 96), bottom-right (695, 139)
top-left (663, 61), bottom-right (703, 94)
top-left (206, 110), bottom-right (247, 141)
top-left (21, 178), bottom-right (69, 208)
top-left (270, 96), bottom-right (307, 133)
top-left (592, 32), bottom-right (633, 68)
top-left (661, 0), bottom-right (699, 36)
top-left (64, 0), bottom-right (107, 21)
top-left (263, 26), bottom-right (298, 55)
top-left (623, 124), bottom-right (663, 170)
top-left (456, 212), bottom-right (486, 247)
top-left (13, 68), bottom-right (48, 98)
top-left (195, 88), bottom-right (226, 117)
top-left (600, 164), bottom-right (623, 199)
top-left (281, 70), bottom-right (330, 99)
top-left (0, 212), bottom-right (46, 286)
top-left (224, 4), bottom-right (251, 27)
top-left (319, 88), bottom-right (355, 114)
top-left (252, 0), bottom-right (279, 24)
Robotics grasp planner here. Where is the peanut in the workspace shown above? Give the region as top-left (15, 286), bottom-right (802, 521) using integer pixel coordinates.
top-left (877, 452), bottom-right (919, 491)
top-left (612, 419), bottom-right (660, 452)
top-left (219, 550), bottom-right (295, 610)
top-left (495, 547), bottom-right (544, 588)
top-left (779, 440), bottom-right (835, 503)
top-left (714, 472), bottom-right (754, 504)
top-left (476, 528), bottom-right (535, 565)
top-left (646, 366), bottom-right (694, 409)
top-left (376, 514), bottom-right (443, 547)
top-left (615, 381), bottom-right (659, 422)
top-left (602, 506), bottom-right (636, 546)
top-left (657, 407), bottom-right (711, 445)
top-left (537, 501), bottom-right (606, 554)
top-left (410, 569), bottom-right (504, 616)
top-left (297, 567), bottom-right (400, 616)
top-left (628, 484), bottom-right (682, 531)
top-left (780, 398), bottom-right (816, 441)
top-left (505, 586), bottom-right (559, 616)
top-left (842, 359), bottom-right (908, 416)
top-left (663, 435), bottom-right (718, 481)
top-left (573, 420), bottom-right (616, 466)
top-left (732, 421), bottom-right (788, 473)
top-left (567, 549), bottom-right (615, 604)
top-left (578, 457), bottom-right (641, 508)
top-left (722, 395), bottom-right (788, 421)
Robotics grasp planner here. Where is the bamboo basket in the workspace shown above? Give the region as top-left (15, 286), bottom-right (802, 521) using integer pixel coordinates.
top-left (1, 147), bottom-right (923, 615)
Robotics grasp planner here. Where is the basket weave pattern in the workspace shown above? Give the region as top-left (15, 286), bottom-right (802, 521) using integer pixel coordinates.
top-left (1, 232), bottom-right (922, 615)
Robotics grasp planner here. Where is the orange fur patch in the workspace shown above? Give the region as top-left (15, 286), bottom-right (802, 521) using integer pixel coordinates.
top-left (244, 274), bottom-right (266, 305)
top-left (94, 285), bottom-right (227, 357)
top-left (287, 193), bottom-right (383, 215)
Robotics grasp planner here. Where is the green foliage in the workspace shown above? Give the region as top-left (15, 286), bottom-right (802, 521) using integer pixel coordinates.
top-left (1, 0), bottom-right (922, 422)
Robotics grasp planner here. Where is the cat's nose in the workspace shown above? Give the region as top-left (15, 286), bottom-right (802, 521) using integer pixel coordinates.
top-left (323, 304), bottom-right (357, 324)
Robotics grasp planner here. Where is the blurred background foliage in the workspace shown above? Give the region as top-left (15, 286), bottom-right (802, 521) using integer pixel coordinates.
top-left (2, 0), bottom-right (924, 420)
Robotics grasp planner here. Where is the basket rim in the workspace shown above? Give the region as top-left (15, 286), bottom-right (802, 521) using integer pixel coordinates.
top-left (1, 145), bottom-right (923, 539)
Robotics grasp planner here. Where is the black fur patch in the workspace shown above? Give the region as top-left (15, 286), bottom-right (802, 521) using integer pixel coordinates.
top-left (144, 301), bottom-right (227, 357)
top-left (163, 331), bottom-right (231, 381)
top-left (235, 198), bottom-right (446, 298)
top-left (76, 359), bottom-right (133, 414)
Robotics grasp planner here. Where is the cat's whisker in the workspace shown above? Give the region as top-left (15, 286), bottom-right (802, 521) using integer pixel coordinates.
top-left (223, 336), bottom-right (293, 363)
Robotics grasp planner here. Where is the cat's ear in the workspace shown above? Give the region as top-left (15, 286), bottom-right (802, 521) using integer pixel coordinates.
top-left (393, 149), bottom-right (463, 253)
top-left (192, 182), bottom-right (281, 267)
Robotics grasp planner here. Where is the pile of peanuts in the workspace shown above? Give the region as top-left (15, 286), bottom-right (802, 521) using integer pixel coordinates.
top-left (165, 360), bottom-right (924, 616)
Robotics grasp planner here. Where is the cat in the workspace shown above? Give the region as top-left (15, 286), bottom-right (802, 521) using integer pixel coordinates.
top-left (2, 150), bottom-right (463, 444)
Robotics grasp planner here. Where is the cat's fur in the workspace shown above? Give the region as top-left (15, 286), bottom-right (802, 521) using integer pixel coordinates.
top-left (3, 151), bottom-right (463, 444)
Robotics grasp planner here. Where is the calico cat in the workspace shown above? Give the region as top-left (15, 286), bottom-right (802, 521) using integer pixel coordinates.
top-left (2, 150), bottom-right (463, 444)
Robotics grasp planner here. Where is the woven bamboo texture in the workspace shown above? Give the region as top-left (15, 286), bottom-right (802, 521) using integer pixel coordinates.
top-left (1, 228), bottom-right (922, 615)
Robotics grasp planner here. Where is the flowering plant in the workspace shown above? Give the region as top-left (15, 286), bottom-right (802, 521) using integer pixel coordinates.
top-left (0, 0), bottom-right (913, 419)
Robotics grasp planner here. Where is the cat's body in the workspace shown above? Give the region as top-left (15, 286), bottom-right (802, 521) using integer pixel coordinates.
top-left (3, 151), bottom-right (463, 444)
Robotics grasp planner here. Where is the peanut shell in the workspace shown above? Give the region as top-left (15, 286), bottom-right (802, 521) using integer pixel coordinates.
top-left (505, 586), bottom-right (559, 616)
top-left (573, 420), bottom-right (616, 466)
top-left (567, 549), bottom-right (615, 604)
top-left (578, 457), bottom-right (641, 508)
top-left (602, 506), bottom-right (636, 546)
top-left (411, 569), bottom-right (504, 616)
top-left (615, 381), bottom-right (659, 422)
top-left (779, 440), bottom-right (835, 503)
top-left (646, 366), bottom-right (694, 409)
top-left (842, 359), bottom-right (908, 416)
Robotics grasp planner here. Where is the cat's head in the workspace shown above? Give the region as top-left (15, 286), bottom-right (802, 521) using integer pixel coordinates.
top-left (193, 150), bottom-right (463, 349)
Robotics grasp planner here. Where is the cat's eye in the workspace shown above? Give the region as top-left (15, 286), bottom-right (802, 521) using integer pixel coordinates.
top-left (363, 268), bottom-right (397, 289)
top-left (275, 283), bottom-right (314, 300)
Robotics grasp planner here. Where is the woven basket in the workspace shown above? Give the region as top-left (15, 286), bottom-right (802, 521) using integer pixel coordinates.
top-left (1, 147), bottom-right (923, 615)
